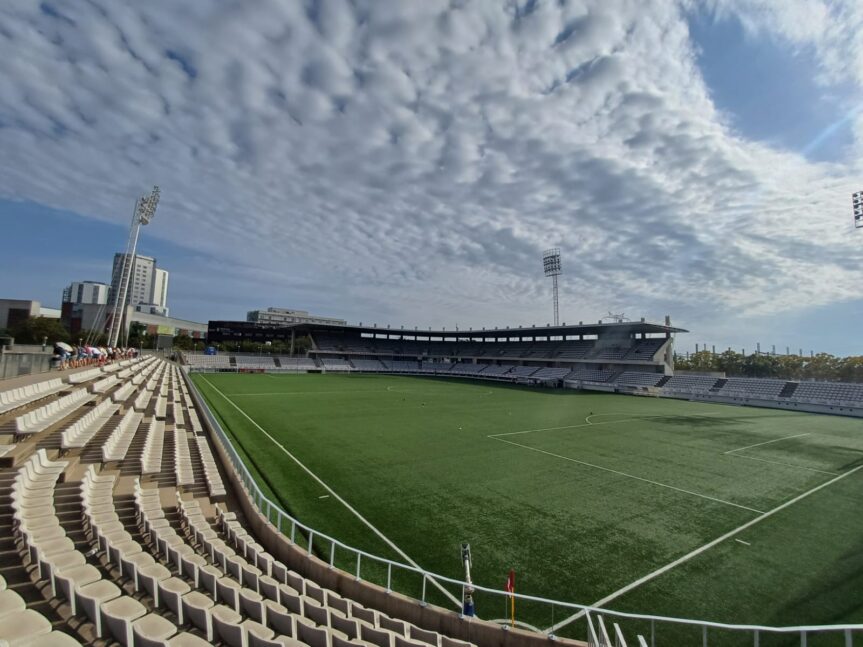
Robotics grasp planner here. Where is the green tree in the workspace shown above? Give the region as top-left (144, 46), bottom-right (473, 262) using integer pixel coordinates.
top-left (716, 350), bottom-right (744, 376)
top-left (9, 317), bottom-right (71, 345)
top-left (802, 353), bottom-right (839, 381)
top-left (172, 334), bottom-right (194, 351)
top-left (837, 356), bottom-right (863, 383)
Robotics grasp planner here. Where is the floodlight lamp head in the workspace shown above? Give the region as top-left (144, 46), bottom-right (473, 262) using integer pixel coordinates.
top-left (136, 185), bottom-right (161, 226)
top-left (853, 190), bottom-right (863, 229)
top-left (543, 248), bottom-right (562, 276)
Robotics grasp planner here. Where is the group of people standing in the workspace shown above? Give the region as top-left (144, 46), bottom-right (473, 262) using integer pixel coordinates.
top-left (53, 344), bottom-right (139, 370)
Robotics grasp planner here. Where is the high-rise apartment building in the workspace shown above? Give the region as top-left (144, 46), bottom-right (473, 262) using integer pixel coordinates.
top-left (110, 253), bottom-right (169, 315)
top-left (62, 281), bottom-right (110, 305)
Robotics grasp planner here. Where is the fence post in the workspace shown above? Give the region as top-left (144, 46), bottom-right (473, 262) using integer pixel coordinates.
top-left (421, 574), bottom-right (427, 607)
top-left (753, 629), bottom-right (758, 646)
top-left (290, 521), bottom-right (296, 544)
top-left (703, 624), bottom-right (707, 647)
top-left (651, 620), bottom-right (655, 647)
top-left (387, 563), bottom-right (392, 592)
top-left (800, 631), bottom-right (806, 647)
top-left (355, 553), bottom-right (361, 581)
top-left (845, 629), bottom-right (852, 647)
top-left (329, 540), bottom-right (335, 568)
top-left (308, 531), bottom-right (314, 555)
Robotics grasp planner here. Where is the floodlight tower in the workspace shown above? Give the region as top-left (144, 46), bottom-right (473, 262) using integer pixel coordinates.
top-left (107, 186), bottom-right (161, 347)
top-left (542, 248), bottom-right (562, 326)
top-left (853, 190), bottom-right (863, 230)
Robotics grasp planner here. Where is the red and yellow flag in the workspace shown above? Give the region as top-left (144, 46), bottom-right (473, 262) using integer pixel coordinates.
top-left (505, 570), bottom-right (515, 627)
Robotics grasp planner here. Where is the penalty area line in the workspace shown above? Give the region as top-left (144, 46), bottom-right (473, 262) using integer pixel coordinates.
top-left (199, 376), bottom-right (463, 610)
top-left (723, 432), bottom-right (811, 455)
top-left (545, 463), bottom-right (863, 634)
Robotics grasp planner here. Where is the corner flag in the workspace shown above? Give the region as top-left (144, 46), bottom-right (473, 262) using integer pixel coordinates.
top-left (505, 570), bottom-right (515, 627)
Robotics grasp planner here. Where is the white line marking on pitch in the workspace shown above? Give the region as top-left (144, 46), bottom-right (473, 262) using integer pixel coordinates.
top-left (724, 432), bottom-right (811, 455)
top-left (545, 464), bottom-right (863, 634)
top-left (490, 436), bottom-right (764, 514)
top-left (735, 539), bottom-right (750, 546)
top-left (494, 411), bottom-right (723, 438)
top-left (226, 389), bottom-right (380, 396)
top-left (200, 376), bottom-right (463, 610)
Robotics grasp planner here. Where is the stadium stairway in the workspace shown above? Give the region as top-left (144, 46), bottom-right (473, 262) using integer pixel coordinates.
top-left (778, 382), bottom-right (798, 398)
top-left (710, 378), bottom-right (727, 391)
top-left (655, 376), bottom-right (671, 387)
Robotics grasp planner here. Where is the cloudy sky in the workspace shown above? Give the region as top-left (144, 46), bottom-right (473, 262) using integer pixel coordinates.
top-left (1, 0), bottom-right (861, 355)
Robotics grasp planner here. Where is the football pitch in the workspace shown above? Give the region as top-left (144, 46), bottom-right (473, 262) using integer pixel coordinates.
top-left (192, 372), bottom-right (863, 645)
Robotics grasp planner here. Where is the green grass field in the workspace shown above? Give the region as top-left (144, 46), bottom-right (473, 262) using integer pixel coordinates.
top-left (192, 372), bottom-right (863, 645)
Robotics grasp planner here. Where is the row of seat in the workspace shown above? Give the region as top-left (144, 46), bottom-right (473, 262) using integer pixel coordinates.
top-left (9, 450), bottom-right (82, 645)
top-left (175, 425), bottom-right (195, 487)
top-left (193, 433), bottom-right (227, 499)
top-left (60, 397), bottom-right (120, 450)
top-left (66, 367), bottom-right (104, 385)
top-left (102, 409), bottom-right (145, 463)
top-left (15, 388), bottom-right (94, 437)
top-left (141, 420), bottom-right (166, 475)
top-left (90, 374), bottom-right (119, 394)
top-left (0, 377), bottom-right (65, 415)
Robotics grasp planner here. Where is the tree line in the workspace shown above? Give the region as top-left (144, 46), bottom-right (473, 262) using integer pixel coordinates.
top-left (674, 350), bottom-right (863, 383)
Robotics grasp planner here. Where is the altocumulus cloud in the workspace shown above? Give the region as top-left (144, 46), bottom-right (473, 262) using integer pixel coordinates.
top-left (0, 0), bottom-right (861, 330)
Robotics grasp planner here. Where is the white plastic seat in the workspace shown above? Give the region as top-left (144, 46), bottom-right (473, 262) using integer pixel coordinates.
top-left (216, 576), bottom-right (242, 611)
top-left (168, 632), bottom-right (213, 647)
top-left (17, 630), bottom-right (84, 646)
top-left (408, 625), bottom-right (441, 647)
top-left (297, 621), bottom-right (332, 647)
top-left (138, 563), bottom-right (172, 606)
top-left (360, 624), bottom-right (396, 647)
top-left (180, 591), bottom-right (215, 635)
top-left (0, 589), bottom-right (26, 617)
top-left (0, 608), bottom-right (53, 644)
top-left (157, 577), bottom-right (192, 623)
top-left (77, 580), bottom-right (123, 637)
top-left (208, 604), bottom-right (242, 643)
top-left (131, 612), bottom-right (178, 647)
top-left (100, 596), bottom-right (148, 645)
top-left (53, 563), bottom-right (102, 614)
top-left (239, 588), bottom-right (266, 623)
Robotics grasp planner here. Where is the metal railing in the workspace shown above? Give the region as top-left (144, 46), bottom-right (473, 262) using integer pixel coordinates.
top-left (183, 368), bottom-right (863, 646)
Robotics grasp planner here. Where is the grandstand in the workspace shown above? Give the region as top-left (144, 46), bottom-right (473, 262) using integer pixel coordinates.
top-left (187, 316), bottom-right (863, 413)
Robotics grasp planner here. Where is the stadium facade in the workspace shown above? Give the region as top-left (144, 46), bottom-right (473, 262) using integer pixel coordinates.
top-left (207, 319), bottom-right (683, 377)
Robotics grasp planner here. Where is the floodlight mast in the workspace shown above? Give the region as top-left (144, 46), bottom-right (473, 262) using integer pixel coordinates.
top-left (107, 186), bottom-right (160, 348)
top-left (542, 248), bottom-right (562, 326)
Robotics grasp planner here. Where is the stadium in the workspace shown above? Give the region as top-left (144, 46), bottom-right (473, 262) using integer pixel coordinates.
top-left (3, 3), bottom-right (863, 647)
top-left (0, 311), bottom-right (861, 646)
